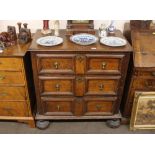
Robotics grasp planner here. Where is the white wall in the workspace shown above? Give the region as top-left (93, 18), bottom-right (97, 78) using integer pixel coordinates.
top-left (0, 20), bottom-right (129, 33)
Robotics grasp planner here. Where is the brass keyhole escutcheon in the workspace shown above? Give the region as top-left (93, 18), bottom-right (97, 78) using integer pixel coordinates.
top-left (57, 105), bottom-right (60, 111)
top-left (102, 62), bottom-right (107, 69)
top-left (76, 77), bottom-right (84, 82)
top-left (0, 75), bottom-right (5, 80)
top-left (99, 84), bottom-right (104, 91)
top-left (77, 55), bottom-right (84, 62)
top-left (55, 84), bottom-right (61, 91)
top-left (96, 105), bottom-right (102, 111)
top-left (0, 92), bottom-right (8, 96)
top-left (53, 62), bottom-right (59, 69)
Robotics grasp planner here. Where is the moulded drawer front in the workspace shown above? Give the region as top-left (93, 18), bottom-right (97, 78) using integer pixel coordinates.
top-left (0, 101), bottom-right (28, 116)
top-left (39, 76), bottom-right (75, 96)
top-left (85, 76), bottom-right (120, 96)
top-left (36, 54), bottom-right (75, 74)
top-left (86, 54), bottom-right (124, 74)
top-left (84, 97), bottom-right (117, 115)
top-left (0, 71), bottom-right (25, 85)
top-left (42, 98), bottom-right (75, 116)
top-left (0, 58), bottom-right (22, 71)
top-left (0, 86), bottom-right (26, 100)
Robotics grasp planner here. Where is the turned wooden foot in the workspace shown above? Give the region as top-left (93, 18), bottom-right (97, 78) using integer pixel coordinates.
top-left (106, 119), bottom-right (121, 128)
top-left (36, 120), bottom-right (50, 130)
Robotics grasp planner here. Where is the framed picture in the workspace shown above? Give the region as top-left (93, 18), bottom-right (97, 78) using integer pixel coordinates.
top-left (130, 91), bottom-right (155, 130)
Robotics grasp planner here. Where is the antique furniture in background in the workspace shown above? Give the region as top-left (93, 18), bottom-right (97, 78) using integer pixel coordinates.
top-left (121, 30), bottom-right (155, 119)
top-left (66, 20), bottom-right (95, 35)
top-left (0, 42), bottom-right (35, 127)
top-left (130, 92), bottom-right (155, 130)
top-left (29, 29), bottom-right (132, 129)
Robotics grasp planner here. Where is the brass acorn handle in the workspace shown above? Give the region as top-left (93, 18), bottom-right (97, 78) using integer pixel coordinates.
top-left (96, 105), bottom-right (102, 111)
top-left (55, 84), bottom-right (61, 91)
top-left (152, 72), bottom-right (155, 76)
top-left (102, 62), bottom-right (107, 69)
top-left (53, 62), bottom-right (59, 69)
top-left (0, 75), bottom-right (5, 80)
top-left (99, 84), bottom-right (104, 91)
top-left (57, 105), bottom-right (60, 111)
top-left (0, 92), bottom-right (8, 96)
top-left (77, 55), bottom-right (84, 62)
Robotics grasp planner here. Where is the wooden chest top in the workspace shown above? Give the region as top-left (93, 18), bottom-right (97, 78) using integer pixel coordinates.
top-left (132, 30), bottom-right (155, 68)
top-left (29, 30), bottom-right (132, 53)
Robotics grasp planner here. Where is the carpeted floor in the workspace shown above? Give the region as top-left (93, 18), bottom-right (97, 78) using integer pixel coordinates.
top-left (0, 121), bottom-right (155, 134)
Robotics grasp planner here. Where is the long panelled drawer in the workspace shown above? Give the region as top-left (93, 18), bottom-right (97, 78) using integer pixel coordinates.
top-left (0, 101), bottom-right (29, 116)
top-left (0, 86), bottom-right (26, 100)
top-left (0, 71), bottom-right (25, 85)
top-left (39, 76), bottom-right (75, 96)
top-left (132, 78), bottom-right (155, 90)
top-left (85, 76), bottom-right (121, 96)
top-left (86, 54), bottom-right (125, 75)
top-left (0, 58), bottom-right (22, 71)
top-left (136, 70), bottom-right (155, 78)
top-left (41, 97), bottom-right (75, 116)
top-left (83, 97), bottom-right (117, 116)
top-left (36, 54), bottom-right (76, 74)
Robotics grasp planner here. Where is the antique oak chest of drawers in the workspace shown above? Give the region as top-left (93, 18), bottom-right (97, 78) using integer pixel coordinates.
top-left (29, 30), bottom-right (132, 129)
top-left (0, 43), bottom-right (35, 127)
top-left (122, 30), bottom-right (155, 118)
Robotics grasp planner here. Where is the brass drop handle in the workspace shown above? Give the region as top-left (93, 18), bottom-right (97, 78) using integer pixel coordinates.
top-left (77, 55), bottom-right (84, 62)
top-left (55, 84), bottom-right (61, 91)
top-left (145, 81), bottom-right (153, 88)
top-left (102, 62), bottom-right (107, 69)
top-left (76, 77), bottom-right (84, 82)
top-left (0, 92), bottom-right (8, 96)
top-left (57, 105), bottom-right (60, 111)
top-left (53, 62), bottom-right (59, 69)
top-left (152, 72), bottom-right (155, 76)
top-left (96, 104), bottom-right (102, 111)
top-left (99, 84), bottom-right (104, 91)
top-left (0, 75), bottom-right (5, 80)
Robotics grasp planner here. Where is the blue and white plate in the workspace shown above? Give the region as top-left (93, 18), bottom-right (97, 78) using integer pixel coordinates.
top-left (70, 33), bottom-right (98, 45)
top-left (100, 36), bottom-right (127, 47)
top-left (36, 36), bottom-right (63, 46)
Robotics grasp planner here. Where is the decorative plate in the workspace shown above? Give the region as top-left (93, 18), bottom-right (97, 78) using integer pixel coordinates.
top-left (36, 36), bottom-right (63, 46)
top-left (100, 36), bottom-right (127, 47)
top-left (70, 33), bottom-right (98, 45)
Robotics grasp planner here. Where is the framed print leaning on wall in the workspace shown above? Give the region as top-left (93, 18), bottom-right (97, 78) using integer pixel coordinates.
top-left (130, 91), bottom-right (155, 130)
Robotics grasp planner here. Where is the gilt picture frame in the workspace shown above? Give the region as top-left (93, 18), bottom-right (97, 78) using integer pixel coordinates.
top-left (130, 91), bottom-right (155, 130)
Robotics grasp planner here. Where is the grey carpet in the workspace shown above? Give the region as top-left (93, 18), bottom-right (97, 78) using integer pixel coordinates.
top-left (0, 121), bottom-right (155, 134)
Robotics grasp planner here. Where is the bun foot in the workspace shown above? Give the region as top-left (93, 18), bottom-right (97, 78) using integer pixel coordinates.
top-left (106, 119), bottom-right (121, 128)
top-left (36, 120), bottom-right (50, 130)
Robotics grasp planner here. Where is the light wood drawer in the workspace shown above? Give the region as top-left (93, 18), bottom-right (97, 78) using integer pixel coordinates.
top-left (0, 71), bottom-right (25, 85)
top-left (36, 54), bottom-right (75, 74)
top-left (42, 97), bottom-right (74, 116)
top-left (0, 101), bottom-right (28, 116)
top-left (0, 58), bottom-right (22, 71)
top-left (84, 97), bottom-right (117, 115)
top-left (0, 86), bottom-right (26, 100)
top-left (85, 76), bottom-right (120, 96)
top-left (86, 54), bottom-right (125, 75)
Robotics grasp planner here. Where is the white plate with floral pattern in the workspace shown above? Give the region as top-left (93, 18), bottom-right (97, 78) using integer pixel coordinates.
top-left (100, 36), bottom-right (127, 47)
top-left (36, 36), bottom-right (63, 46)
top-left (70, 33), bottom-right (98, 45)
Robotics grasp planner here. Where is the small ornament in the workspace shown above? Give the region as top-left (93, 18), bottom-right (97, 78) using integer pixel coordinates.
top-left (107, 20), bottom-right (116, 34)
top-left (41, 20), bottom-right (51, 34)
top-left (54, 20), bottom-right (60, 36)
top-left (99, 24), bottom-right (107, 38)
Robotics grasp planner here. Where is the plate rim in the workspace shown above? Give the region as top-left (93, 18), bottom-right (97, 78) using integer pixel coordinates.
top-left (36, 36), bottom-right (64, 46)
top-left (100, 36), bottom-right (127, 47)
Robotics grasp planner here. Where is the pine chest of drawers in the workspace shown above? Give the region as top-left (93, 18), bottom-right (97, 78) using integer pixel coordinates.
top-left (29, 30), bottom-right (132, 129)
top-left (0, 43), bottom-right (35, 127)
